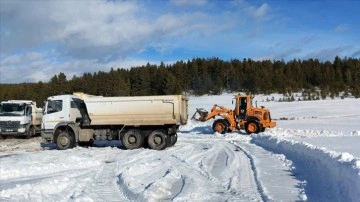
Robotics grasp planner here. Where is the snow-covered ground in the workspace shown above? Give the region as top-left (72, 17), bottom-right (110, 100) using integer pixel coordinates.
top-left (0, 94), bottom-right (359, 202)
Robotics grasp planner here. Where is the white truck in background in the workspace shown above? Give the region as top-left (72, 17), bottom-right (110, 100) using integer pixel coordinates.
top-left (41, 93), bottom-right (188, 150)
top-left (0, 100), bottom-right (43, 138)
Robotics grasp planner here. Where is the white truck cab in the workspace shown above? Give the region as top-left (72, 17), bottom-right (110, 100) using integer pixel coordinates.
top-left (0, 100), bottom-right (43, 138)
top-left (41, 95), bottom-right (82, 140)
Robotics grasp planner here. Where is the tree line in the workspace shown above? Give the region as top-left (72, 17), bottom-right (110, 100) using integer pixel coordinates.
top-left (0, 56), bottom-right (359, 107)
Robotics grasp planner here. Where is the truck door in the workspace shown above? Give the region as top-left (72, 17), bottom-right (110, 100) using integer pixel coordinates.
top-left (42, 99), bottom-right (66, 131)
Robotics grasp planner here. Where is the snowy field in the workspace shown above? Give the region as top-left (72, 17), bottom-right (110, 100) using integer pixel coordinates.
top-left (0, 94), bottom-right (359, 202)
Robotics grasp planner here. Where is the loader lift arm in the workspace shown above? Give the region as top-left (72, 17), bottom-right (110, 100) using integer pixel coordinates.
top-left (191, 104), bottom-right (234, 122)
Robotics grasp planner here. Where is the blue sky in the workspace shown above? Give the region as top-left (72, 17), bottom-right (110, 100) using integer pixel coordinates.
top-left (1, 0), bottom-right (359, 83)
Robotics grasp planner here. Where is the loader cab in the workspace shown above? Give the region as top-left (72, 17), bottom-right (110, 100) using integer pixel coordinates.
top-left (239, 97), bottom-right (247, 116)
top-left (235, 95), bottom-right (253, 119)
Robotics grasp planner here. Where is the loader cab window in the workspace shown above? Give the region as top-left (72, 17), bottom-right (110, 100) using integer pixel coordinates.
top-left (47, 100), bottom-right (63, 114)
top-left (240, 98), bottom-right (247, 115)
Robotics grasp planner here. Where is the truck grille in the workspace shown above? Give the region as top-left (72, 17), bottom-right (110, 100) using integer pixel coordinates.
top-left (0, 121), bottom-right (21, 131)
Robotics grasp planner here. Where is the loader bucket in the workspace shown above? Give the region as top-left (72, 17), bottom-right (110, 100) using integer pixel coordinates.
top-left (191, 108), bottom-right (209, 122)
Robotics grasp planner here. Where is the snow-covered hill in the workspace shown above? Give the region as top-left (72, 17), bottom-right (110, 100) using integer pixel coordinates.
top-left (0, 94), bottom-right (359, 201)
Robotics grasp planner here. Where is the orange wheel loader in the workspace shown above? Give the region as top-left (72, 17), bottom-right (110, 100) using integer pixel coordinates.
top-left (191, 94), bottom-right (276, 134)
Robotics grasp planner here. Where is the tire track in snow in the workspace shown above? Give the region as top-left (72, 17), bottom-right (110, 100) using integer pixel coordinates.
top-left (91, 157), bottom-right (137, 201)
top-left (167, 141), bottom-right (263, 201)
top-left (231, 143), bottom-right (269, 202)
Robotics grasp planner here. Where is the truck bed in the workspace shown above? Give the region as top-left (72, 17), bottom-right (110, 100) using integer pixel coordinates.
top-left (81, 94), bottom-right (188, 126)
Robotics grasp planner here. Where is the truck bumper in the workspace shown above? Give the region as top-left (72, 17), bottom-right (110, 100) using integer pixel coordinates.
top-left (0, 131), bottom-right (26, 136)
top-left (0, 127), bottom-right (27, 136)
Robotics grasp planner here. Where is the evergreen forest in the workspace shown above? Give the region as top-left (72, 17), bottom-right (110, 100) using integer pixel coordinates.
top-left (1, 56), bottom-right (359, 107)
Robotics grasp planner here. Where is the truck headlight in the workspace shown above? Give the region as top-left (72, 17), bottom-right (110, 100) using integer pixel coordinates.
top-left (18, 125), bottom-right (26, 133)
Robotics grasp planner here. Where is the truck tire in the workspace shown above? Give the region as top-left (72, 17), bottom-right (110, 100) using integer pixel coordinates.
top-left (122, 129), bottom-right (144, 149)
top-left (170, 133), bottom-right (178, 146)
top-left (25, 126), bottom-right (35, 139)
top-left (56, 130), bottom-right (75, 150)
top-left (245, 121), bottom-right (260, 134)
top-left (212, 119), bottom-right (228, 134)
top-left (147, 130), bottom-right (168, 150)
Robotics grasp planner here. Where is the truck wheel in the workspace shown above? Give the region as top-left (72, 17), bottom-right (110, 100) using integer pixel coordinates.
top-left (245, 121), bottom-right (260, 134)
top-left (170, 133), bottom-right (178, 146)
top-left (56, 130), bottom-right (75, 150)
top-left (122, 129), bottom-right (144, 149)
top-left (25, 126), bottom-right (35, 139)
top-left (212, 119), bottom-right (228, 134)
top-left (147, 130), bottom-right (168, 150)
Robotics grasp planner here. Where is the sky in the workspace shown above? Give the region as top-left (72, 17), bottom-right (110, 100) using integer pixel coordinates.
top-left (0, 0), bottom-right (359, 84)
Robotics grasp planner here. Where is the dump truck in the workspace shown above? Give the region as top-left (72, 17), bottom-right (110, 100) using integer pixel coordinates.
top-left (0, 100), bottom-right (43, 138)
top-left (192, 94), bottom-right (276, 134)
top-left (41, 93), bottom-right (188, 150)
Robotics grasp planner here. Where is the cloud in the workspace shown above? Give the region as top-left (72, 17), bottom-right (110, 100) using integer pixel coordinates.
top-left (0, 50), bottom-right (169, 83)
top-left (0, 52), bottom-right (53, 83)
top-left (170, 0), bottom-right (208, 7)
top-left (351, 50), bottom-right (360, 58)
top-left (334, 24), bottom-right (348, 33)
top-left (275, 48), bottom-right (302, 60)
top-left (0, 0), bottom-right (195, 62)
top-left (246, 3), bottom-right (271, 21)
top-left (303, 46), bottom-right (353, 61)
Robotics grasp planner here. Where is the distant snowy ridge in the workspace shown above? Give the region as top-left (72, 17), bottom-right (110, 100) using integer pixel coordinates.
top-left (252, 134), bottom-right (360, 202)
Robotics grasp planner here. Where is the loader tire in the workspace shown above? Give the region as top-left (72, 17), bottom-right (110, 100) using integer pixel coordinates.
top-left (122, 129), bottom-right (144, 150)
top-left (147, 130), bottom-right (168, 150)
top-left (212, 119), bottom-right (228, 134)
top-left (245, 121), bottom-right (260, 134)
top-left (56, 130), bottom-right (75, 150)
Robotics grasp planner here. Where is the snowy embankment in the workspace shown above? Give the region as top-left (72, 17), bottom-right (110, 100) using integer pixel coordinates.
top-left (252, 131), bottom-right (360, 202)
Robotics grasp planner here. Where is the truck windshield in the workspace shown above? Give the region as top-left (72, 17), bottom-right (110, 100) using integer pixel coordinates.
top-left (46, 100), bottom-right (63, 114)
top-left (0, 103), bottom-right (25, 116)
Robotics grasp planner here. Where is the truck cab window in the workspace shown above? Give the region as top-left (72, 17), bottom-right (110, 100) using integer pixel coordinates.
top-left (71, 98), bottom-right (81, 109)
top-left (47, 100), bottom-right (63, 114)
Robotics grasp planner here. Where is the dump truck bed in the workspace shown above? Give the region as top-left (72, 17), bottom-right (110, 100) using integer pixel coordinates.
top-left (81, 94), bottom-right (189, 126)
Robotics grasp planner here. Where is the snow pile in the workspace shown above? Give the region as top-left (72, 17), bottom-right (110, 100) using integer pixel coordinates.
top-left (266, 127), bottom-right (360, 138)
top-left (252, 134), bottom-right (360, 202)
